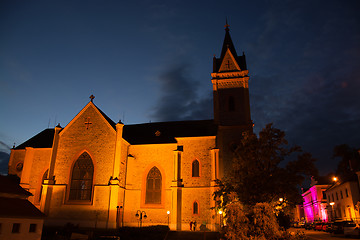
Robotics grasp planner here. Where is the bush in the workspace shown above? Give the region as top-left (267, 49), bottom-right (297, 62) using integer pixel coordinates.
top-left (224, 202), bottom-right (308, 240)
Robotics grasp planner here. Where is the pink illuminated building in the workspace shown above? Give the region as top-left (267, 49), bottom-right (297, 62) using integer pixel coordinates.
top-left (302, 184), bottom-right (330, 223)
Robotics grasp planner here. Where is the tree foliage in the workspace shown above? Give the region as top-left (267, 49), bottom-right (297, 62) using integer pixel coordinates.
top-left (214, 123), bottom-right (318, 208)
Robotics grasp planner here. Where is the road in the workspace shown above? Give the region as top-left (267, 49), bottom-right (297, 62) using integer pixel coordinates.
top-left (290, 228), bottom-right (359, 240)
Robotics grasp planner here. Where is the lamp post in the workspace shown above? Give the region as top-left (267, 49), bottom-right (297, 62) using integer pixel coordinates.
top-left (330, 202), bottom-right (335, 221)
top-left (218, 210), bottom-right (223, 229)
top-left (167, 211), bottom-right (170, 227)
top-left (135, 210), bottom-right (147, 228)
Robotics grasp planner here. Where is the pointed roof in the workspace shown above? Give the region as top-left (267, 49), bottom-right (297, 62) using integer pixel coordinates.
top-left (213, 22), bottom-right (247, 72)
top-left (220, 23), bottom-right (238, 60)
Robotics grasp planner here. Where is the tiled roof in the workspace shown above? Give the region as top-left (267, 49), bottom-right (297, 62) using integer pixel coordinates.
top-left (15, 128), bottom-right (55, 149)
top-left (123, 120), bottom-right (217, 145)
top-left (0, 197), bottom-right (45, 218)
top-left (0, 175), bottom-right (32, 197)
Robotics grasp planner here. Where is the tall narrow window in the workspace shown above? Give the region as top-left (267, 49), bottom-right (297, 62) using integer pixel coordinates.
top-left (193, 201), bottom-right (199, 214)
top-left (192, 160), bottom-right (199, 177)
top-left (146, 167), bottom-right (162, 204)
top-left (228, 96), bottom-right (235, 111)
top-left (69, 152), bottom-right (94, 201)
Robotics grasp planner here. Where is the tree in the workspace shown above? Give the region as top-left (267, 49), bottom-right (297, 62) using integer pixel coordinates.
top-left (214, 123), bottom-right (317, 239)
top-left (214, 123), bottom-right (318, 208)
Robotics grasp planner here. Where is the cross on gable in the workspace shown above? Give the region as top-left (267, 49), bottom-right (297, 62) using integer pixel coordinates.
top-left (225, 60), bottom-right (231, 69)
top-left (85, 117), bottom-right (92, 129)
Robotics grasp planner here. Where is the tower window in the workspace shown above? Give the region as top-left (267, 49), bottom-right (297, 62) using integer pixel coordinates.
top-left (146, 167), bottom-right (162, 204)
top-left (228, 96), bottom-right (235, 111)
top-left (192, 160), bottom-right (200, 177)
top-left (193, 201), bottom-right (199, 214)
top-left (69, 152), bottom-right (94, 201)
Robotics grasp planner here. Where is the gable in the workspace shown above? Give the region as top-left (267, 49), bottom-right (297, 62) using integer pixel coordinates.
top-left (59, 102), bottom-right (116, 137)
top-left (218, 49), bottom-right (241, 72)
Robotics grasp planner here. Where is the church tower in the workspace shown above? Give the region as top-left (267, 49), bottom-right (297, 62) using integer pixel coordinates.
top-left (212, 23), bottom-right (253, 178)
top-left (212, 22), bottom-right (251, 126)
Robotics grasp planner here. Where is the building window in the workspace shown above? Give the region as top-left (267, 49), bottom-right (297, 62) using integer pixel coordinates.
top-left (12, 223), bottom-right (20, 233)
top-left (332, 194), bottom-right (334, 202)
top-left (193, 201), bottom-right (199, 215)
top-left (340, 190), bottom-right (343, 199)
top-left (145, 167), bottom-right (162, 204)
top-left (336, 192), bottom-right (339, 200)
top-left (69, 152), bottom-right (94, 201)
top-left (322, 191), bottom-right (326, 200)
top-left (192, 160), bottom-right (200, 177)
top-left (29, 224), bottom-right (37, 233)
top-left (228, 96), bottom-right (235, 111)
top-left (346, 188), bottom-right (349, 197)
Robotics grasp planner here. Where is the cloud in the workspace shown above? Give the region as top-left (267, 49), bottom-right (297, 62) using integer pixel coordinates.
top-left (150, 63), bottom-right (213, 122)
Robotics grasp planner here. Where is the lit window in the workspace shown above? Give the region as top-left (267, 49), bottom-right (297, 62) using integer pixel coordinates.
top-left (12, 223), bottom-right (20, 233)
top-left (146, 167), bottom-right (162, 204)
top-left (29, 224), bottom-right (37, 233)
top-left (192, 160), bottom-right (200, 177)
top-left (193, 201), bottom-right (199, 214)
top-left (69, 152), bottom-right (94, 201)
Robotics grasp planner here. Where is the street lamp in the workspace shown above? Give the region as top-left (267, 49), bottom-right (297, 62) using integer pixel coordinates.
top-left (330, 202), bottom-right (335, 221)
top-left (135, 210), bottom-right (147, 228)
top-left (218, 210), bottom-right (223, 228)
top-left (279, 198), bottom-right (284, 202)
top-left (167, 211), bottom-right (170, 227)
top-left (333, 177), bottom-right (338, 182)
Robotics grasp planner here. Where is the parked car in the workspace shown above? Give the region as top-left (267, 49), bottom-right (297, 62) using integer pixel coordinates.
top-left (322, 223), bottom-right (331, 232)
top-left (314, 222), bottom-right (324, 231)
top-left (330, 221), bottom-right (348, 234)
top-left (304, 222), bottom-right (313, 230)
top-left (343, 221), bottom-right (359, 237)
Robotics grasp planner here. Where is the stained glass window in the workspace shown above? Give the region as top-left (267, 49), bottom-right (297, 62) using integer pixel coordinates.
top-left (69, 152), bottom-right (94, 201)
top-left (145, 167), bottom-right (161, 204)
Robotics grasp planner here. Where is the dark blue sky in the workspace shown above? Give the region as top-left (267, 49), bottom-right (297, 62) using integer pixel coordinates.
top-left (1, 0), bottom-right (359, 175)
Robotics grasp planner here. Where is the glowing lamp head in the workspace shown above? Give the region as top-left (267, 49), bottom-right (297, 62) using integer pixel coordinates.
top-left (330, 202), bottom-right (335, 206)
top-left (167, 210), bottom-right (170, 215)
top-left (279, 198), bottom-right (284, 202)
top-left (333, 177), bottom-right (338, 182)
top-left (219, 210), bottom-right (223, 215)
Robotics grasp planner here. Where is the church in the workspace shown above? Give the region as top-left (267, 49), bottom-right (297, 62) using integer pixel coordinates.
top-left (8, 24), bottom-right (252, 231)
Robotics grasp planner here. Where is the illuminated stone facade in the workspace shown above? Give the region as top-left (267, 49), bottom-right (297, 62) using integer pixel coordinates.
top-left (8, 25), bottom-right (252, 231)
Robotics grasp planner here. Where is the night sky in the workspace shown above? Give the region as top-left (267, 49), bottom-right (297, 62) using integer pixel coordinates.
top-left (1, 0), bottom-right (359, 175)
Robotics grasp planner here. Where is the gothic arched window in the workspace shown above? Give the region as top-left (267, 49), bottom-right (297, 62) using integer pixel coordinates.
top-left (69, 152), bottom-right (94, 201)
top-left (228, 96), bottom-right (235, 111)
top-left (145, 167), bottom-right (162, 204)
top-left (193, 201), bottom-right (199, 214)
top-left (192, 160), bottom-right (199, 177)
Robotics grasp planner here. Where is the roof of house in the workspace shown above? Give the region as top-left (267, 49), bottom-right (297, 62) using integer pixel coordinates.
top-left (15, 128), bottom-right (55, 149)
top-left (0, 175), bottom-right (32, 197)
top-left (0, 197), bottom-right (45, 218)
